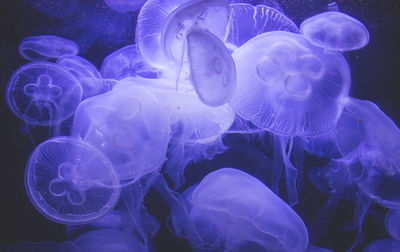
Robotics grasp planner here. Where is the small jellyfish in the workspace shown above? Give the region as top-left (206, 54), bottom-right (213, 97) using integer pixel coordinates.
top-left (104, 0), bottom-right (146, 12)
top-left (300, 11), bottom-right (369, 51)
top-left (72, 83), bottom-right (170, 180)
top-left (100, 44), bottom-right (158, 80)
top-left (25, 136), bottom-right (120, 225)
top-left (364, 238), bottom-right (400, 252)
top-left (25, 0), bottom-right (79, 18)
top-left (225, 3), bottom-right (299, 49)
top-left (19, 35), bottom-right (79, 61)
top-left (6, 62), bottom-right (83, 126)
top-left (184, 168), bottom-right (309, 251)
top-left (136, 0), bottom-right (230, 69)
top-left (56, 55), bottom-right (102, 81)
top-left (186, 29), bottom-right (236, 107)
top-left (385, 210), bottom-right (400, 240)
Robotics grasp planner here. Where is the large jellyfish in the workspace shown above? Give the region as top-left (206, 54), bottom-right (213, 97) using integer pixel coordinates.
top-left (136, 0), bottom-right (230, 70)
top-left (18, 35), bottom-right (79, 61)
top-left (385, 210), bottom-right (400, 240)
top-left (72, 83), bottom-right (170, 181)
top-left (25, 136), bottom-right (120, 225)
top-left (300, 11), bottom-right (370, 51)
top-left (6, 62), bottom-right (83, 126)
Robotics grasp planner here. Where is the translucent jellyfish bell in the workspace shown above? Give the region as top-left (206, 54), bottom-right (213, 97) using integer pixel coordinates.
top-left (25, 136), bottom-right (120, 225)
top-left (229, 31), bottom-right (351, 137)
top-left (72, 84), bottom-right (170, 180)
top-left (19, 35), bottom-right (79, 61)
top-left (385, 210), bottom-right (400, 240)
top-left (300, 11), bottom-right (369, 51)
top-left (136, 0), bottom-right (230, 69)
top-left (188, 168), bottom-right (309, 251)
top-left (225, 3), bottom-right (299, 50)
top-left (6, 62), bottom-right (83, 126)
top-left (104, 0), bottom-right (146, 12)
top-left (186, 29), bottom-right (236, 106)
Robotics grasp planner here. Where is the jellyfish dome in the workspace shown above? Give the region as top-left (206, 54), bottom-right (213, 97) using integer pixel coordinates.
top-left (25, 136), bottom-right (120, 225)
top-left (385, 209), bottom-right (400, 240)
top-left (6, 62), bottom-right (83, 126)
top-left (136, 0), bottom-right (230, 69)
top-left (300, 11), bottom-right (370, 51)
top-left (186, 168), bottom-right (309, 251)
top-left (72, 83), bottom-right (170, 180)
top-left (229, 31), bottom-right (351, 137)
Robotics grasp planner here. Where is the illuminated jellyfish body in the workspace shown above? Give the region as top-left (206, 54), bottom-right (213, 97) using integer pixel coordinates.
top-left (225, 3), bottom-right (299, 50)
top-left (229, 31), bottom-right (350, 204)
top-left (73, 229), bottom-right (146, 252)
top-left (386, 210), bottom-right (400, 240)
top-left (100, 44), bottom-right (158, 80)
top-left (136, 0), bottom-right (230, 69)
top-left (186, 28), bottom-right (236, 106)
top-left (72, 83), bottom-right (170, 181)
top-left (104, 0), bottom-right (146, 12)
top-left (18, 35), bottom-right (79, 61)
top-left (300, 11), bottom-right (369, 51)
top-left (5, 62), bottom-right (83, 126)
top-left (116, 77), bottom-right (235, 187)
top-left (363, 239), bottom-right (400, 252)
top-left (25, 0), bottom-right (79, 18)
top-left (25, 136), bottom-right (120, 224)
top-left (178, 168), bottom-right (309, 251)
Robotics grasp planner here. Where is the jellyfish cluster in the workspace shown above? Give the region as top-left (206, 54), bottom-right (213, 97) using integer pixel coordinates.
top-left (3, 0), bottom-right (400, 251)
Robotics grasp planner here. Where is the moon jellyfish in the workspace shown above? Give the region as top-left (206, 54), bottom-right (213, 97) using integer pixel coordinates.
top-left (73, 229), bottom-right (146, 252)
top-left (100, 44), bottom-right (158, 80)
top-left (186, 29), bottom-right (236, 106)
top-left (229, 31), bottom-right (351, 136)
top-left (19, 35), bottom-right (79, 61)
top-left (136, 0), bottom-right (229, 69)
top-left (185, 168), bottom-right (309, 251)
top-left (225, 3), bottom-right (299, 49)
top-left (364, 238), bottom-right (400, 252)
top-left (25, 0), bottom-right (79, 18)
top-left (300, 11), bottom-right (369, 51)
top-left (25, 136), bottom-right (121, 224)
top-left (56, 55), bottom-right (102, 81)
top-left (386, 210), bottom-right (400, 240)
top-left (72, 83), bottom-right (170, 180)
top-left (6, 62), bottom-right (83, 126)
top-left (78, 78), bottom-right (116, 99)
top-left (104, 0), bottom-right (146, 12)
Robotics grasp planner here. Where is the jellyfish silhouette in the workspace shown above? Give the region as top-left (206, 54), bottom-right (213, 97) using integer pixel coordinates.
top-left (19, 35), bottom-right (79, 61)
top-left (104, 0), bottom-right (146, 12)
top-left (25, 136), bottom-right (121, 225)
top-left (6, 62), bottom-right (83, 126)
top-left (72, 83), bottom-right (170, 181)
top-left (385, 210), bottom-right (400, 241)
top-left (300, 11), bottom-right (369, 51)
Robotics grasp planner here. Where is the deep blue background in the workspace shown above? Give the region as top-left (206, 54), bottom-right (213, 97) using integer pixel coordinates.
top-left (0, 0), bottom-right (399, 251)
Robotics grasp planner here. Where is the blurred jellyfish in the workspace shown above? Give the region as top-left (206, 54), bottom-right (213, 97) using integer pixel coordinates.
top-left (300, 11), bottom-right (369, 51)
top-left (326, 1), bottom-right (339, 11)
top-left (18, 35), bottom-right (79, 61)
top-left (100, 44), bottom-right (158, 80)
top-left (72, 83), bottom-right (170, 181)
top-left (136, 0), bottom-right (230, 69)
top-left (173, 168), bottom-right (309, 251)
top-left (225, 3), bottom-right (299, 50)
top-left (25, 136), bottom-right (120, 224)
top-left (104, 0), bottom-right (146, 12)
top-left (186, 28), bottom-right (236, 106)
top-left (56, 55), bottom-right (101, 81)
top-left (386, 209), bottom-right (400, 240)
top-left (363, 238), bottom-right (400, 252)
top-left (25, 0), bottom-right (79, 18)
top-left (6, 62), bottom-right (83, 126)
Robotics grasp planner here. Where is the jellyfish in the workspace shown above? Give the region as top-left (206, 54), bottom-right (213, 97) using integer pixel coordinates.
top-left (104, 0), bottom-right (146, 12)
top-left (186, 28), bottom-right (236, 107)
top-left (385, 210), bottom-right (400, 240)
top-left (363, 238), bottom-right (400, 252)
top-left (72, 83), bottom-right (170, 181)
top-left (18, 35), bottom-right (79, 61)
top-left (136, 0), bottom-right (230, 69)
top-left (25, 136), bottom-right (121, 225)
top-left (5, 62), bottom-right (83, 126)
top-left (56, 55), bottom-right (102, 81)
top-left (78, 78), bottom-right (116, 99)
top-left (167, 168), bottom-right (309, 251)
top-left (300, 11), bottom-right (369, 51)
top-left (25, 0), bottom-right (79, 18)
top-left (100, 44), bottom-right (158, 80)
top-left (225, 3), bottom-right (299, 50)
